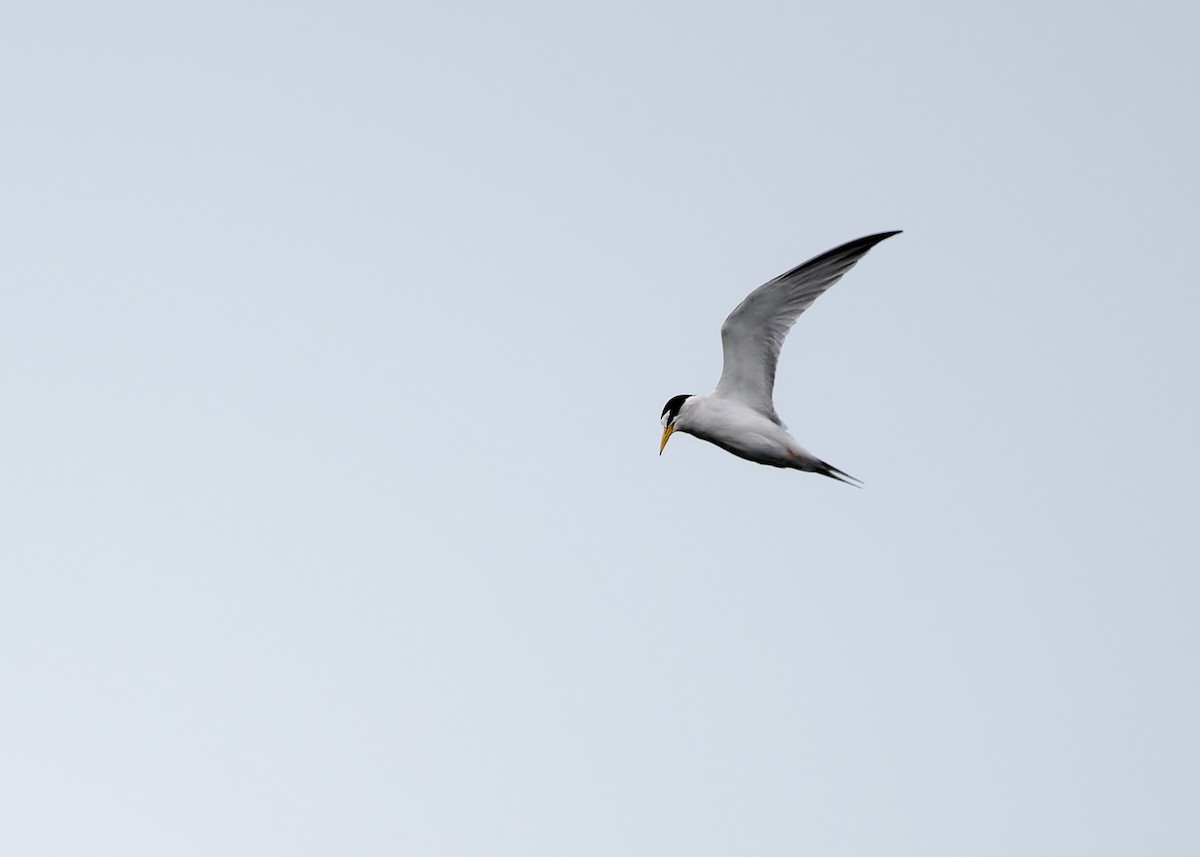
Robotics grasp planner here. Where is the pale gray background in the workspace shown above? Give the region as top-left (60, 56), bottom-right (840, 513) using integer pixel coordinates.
top-left (2, 1), bottom-right (1197, 855)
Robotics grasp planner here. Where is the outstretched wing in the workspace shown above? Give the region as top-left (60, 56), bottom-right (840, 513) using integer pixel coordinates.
top-left (713, 231), bottom-right (900, 422)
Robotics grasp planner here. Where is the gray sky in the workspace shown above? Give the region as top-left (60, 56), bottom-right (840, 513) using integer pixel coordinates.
top-left (3, 1), bottom-right (1197, 855)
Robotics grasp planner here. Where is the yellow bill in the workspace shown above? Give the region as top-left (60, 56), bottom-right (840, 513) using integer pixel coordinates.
top-left (659, 424), bottom-right (674, 454)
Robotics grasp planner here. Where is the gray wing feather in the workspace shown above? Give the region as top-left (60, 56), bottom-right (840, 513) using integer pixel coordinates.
top-left (714, 231), bottom-right (900, 422)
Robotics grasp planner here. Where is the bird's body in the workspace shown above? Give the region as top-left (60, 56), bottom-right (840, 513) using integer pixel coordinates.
top-left (672, 395), bottom-right (808, 468)
top-left (659, 231), bottom-right (900, 485)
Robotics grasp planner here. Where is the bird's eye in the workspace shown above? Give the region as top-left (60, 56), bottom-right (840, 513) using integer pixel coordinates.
top-left (661, 413), bottom-right (672, 428)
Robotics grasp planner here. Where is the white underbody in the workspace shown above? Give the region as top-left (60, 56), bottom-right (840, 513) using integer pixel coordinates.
top-left (674, 394), bottom-right (822, 471)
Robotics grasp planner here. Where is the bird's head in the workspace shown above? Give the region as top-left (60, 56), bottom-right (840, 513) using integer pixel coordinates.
top-left (659, 394), bottom-right (693, 454)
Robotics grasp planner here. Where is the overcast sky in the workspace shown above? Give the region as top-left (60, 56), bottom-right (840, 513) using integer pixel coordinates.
top-left (2, 2), bottom-right (1197, 855)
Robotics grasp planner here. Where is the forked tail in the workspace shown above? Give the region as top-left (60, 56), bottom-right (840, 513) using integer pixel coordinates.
top-left (816, 460), bottom-right (862, 488)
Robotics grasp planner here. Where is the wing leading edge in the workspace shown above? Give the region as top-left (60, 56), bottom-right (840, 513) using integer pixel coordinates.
top-left (713, 231), bottom-right (901, 421)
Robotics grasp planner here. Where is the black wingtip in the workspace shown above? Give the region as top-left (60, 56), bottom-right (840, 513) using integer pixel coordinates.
top-left (771, 230), bottom-right (901, 284)
top-left (853, 230), bottom-right (903, 249)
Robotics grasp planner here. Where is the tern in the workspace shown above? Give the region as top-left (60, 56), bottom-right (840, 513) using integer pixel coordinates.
top-left (658, 231), bottom-right (900, 485)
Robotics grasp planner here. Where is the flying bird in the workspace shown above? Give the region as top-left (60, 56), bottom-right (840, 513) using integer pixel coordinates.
top-left (659, 231), bottom-right (900, 485)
